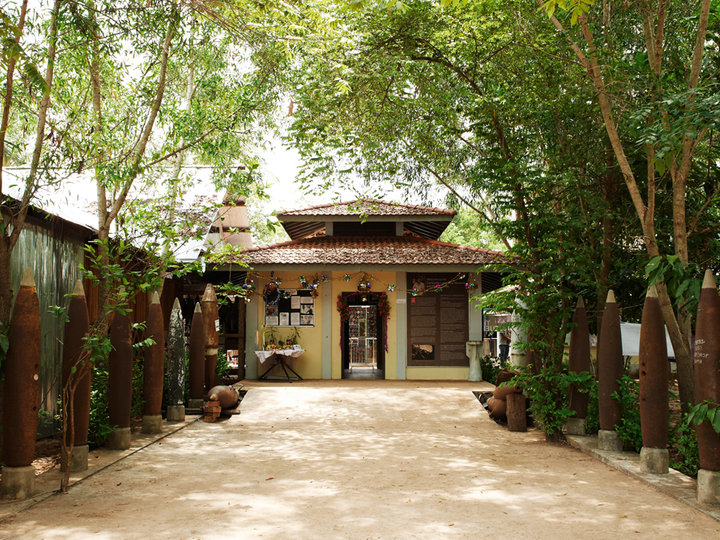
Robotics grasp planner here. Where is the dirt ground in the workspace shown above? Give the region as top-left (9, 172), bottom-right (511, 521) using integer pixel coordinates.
top-left (1, 380), bottom-right (719, 539)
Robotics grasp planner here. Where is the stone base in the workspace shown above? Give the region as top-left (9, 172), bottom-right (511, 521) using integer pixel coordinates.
top-left (142, 414), bottom-right (163, 434)
top-left (597, 429), bottom-right (623, 452)
top-left (466, 341), bottom-right (483, 382)
top-left (468, 359), bottom-right (482, 382)
top-left (166, 405), bottom-right (185, 422)
top-left (61, 444), bottom-right (89, 472)
top-left (566, 417), bottom-right (586, 436)
top-left (640, 447), bottom-right (669, 474)
top-left (697, 469), bottom-right (720, 505)
top-left (188, 398), bottom-right (204, 409)
top-left (107, 427), bottom-right (131, 450)
top-left (1, 465), bottom-right (35, 500)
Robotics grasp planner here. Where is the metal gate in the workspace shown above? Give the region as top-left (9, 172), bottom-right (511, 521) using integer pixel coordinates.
top-left (348, 305), bottom-right (378, 371)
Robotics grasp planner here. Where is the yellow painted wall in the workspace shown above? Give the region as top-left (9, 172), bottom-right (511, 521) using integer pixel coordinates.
top-left (406, 367), bottom-right (470, 380)
top-left (253, 268), bottom-right (476, 381)
top-left (253, 271), bottom-right (323, 379)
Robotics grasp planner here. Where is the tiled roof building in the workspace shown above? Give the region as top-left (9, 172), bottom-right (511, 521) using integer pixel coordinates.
top-left (216, 198), bottom-right (506, 382)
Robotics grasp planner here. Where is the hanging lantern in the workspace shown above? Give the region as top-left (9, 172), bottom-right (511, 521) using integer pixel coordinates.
top-left (387, 284), bottom-right (395, 292)
top-left (357, 273), bottom-right (371, 292)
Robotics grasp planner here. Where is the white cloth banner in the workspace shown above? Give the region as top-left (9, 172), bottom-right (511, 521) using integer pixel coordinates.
top-left (619, 322), bottom-right (675, 357)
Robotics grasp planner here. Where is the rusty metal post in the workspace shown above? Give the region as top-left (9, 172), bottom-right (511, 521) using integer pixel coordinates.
top-left (166, 298), bottom-right (186, 422)
top-left (201, 284), bottom-right (220, 390)
top-left (61, 280), bottom-right (91, 472)
top-left (597, 290), bottom-right (623, 451)
top-left (694, 270), bottom-right (720, 504)
top-left (567, 296), bottom-right (592, 435)
top-left (108, 309), bottom-right (132, 450)
top-left (638, 286), bottom-right (669, 473)
top-left (188, 302), bottom-right (206, 409)
top-left (142, 291), bottom-right (165, 434)
top-left (1, 269), bottom-right (41, 500)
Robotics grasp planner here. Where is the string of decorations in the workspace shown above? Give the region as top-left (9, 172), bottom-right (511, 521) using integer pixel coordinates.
top-left (220, 270), bottom-right (479, 303)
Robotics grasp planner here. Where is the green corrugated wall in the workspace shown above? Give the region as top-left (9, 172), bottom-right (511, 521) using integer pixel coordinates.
top-left (10, 219), bottom-right (86, 437)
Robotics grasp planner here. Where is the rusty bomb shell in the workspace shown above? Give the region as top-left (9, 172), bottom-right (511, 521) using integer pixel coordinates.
top-left (568, 296), bottom-right (592, 419)
top-left (207, 385), bottom-right (239, 410)
top-left (108, 309), bottom-right (133, 428)
top-left (2, 268), bottom-right (41, 467)
top-left (61, 280), bottom-right (91, 447)
top-left (598, 290), bottom-right (623, 431)
top-left (189, 303), bottom-right (206, 400)
top-left (143, 291), bottom-right (165, 417)
top-left (201, 284), bottom-right (219, 389)
top-left (694, 270), bottom-right (720, 471)
top-left (166, 298), bottom-right (185, 406)
top-left (638, 286), bottom-right (668, 449)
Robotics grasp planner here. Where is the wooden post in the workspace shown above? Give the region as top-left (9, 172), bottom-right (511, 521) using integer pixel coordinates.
top-left (506, 392), bottom-right (527, 432)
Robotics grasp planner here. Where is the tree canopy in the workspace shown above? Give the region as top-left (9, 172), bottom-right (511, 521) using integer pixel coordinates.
top-left (285, 0), bottom-right (720, 405)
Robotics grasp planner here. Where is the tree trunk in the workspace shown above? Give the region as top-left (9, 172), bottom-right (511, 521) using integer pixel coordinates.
top-left (597, 149), bottom-right (617, 338)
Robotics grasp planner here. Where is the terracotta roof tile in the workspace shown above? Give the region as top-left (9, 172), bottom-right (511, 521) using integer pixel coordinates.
top-left (237, 236), bottom-right (503, 266)
top-left (278, 199), bottom-right (457, 218)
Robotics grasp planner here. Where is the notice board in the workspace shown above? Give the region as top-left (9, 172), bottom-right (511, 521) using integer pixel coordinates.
top-left (265, 289), bottom-right (315, 327)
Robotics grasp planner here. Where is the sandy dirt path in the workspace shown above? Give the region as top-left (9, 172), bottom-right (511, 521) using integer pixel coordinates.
top-left (1, 380), bottom-right (718, 539)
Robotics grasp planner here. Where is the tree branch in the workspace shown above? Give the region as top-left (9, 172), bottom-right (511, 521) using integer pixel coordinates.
top-left (0, 0), bottom-right (29, 204)
top-left (105, 10), bottom-right (178, 230)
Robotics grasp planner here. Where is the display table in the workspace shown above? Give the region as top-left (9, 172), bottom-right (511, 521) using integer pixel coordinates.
top-left (255, 349), bottom-right (304, 382)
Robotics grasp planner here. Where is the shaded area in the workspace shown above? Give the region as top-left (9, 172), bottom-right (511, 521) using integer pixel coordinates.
top-left (1, 381), bottom-right (718, 539)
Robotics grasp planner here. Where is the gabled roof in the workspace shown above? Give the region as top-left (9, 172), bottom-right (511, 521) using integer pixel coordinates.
top-left (277, 199), bottom-right (457, 240)
top-left (235, 235), bottom-right (502, 268)
top-left (277, 199), bottom-right (457, 218)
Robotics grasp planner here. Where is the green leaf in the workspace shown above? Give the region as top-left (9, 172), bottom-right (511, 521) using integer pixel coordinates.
top-left (645, 256), bottom-right (663, 277)
top-left (694, 403), bottom-right (709, 425)
top-left (711, 409), bottom-right (720, 434)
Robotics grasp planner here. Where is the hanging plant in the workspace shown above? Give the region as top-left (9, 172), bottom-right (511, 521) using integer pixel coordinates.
top-left (336, 295), bottom-right (351, 323)
top-left (376, 292), bottom-right (390, 320)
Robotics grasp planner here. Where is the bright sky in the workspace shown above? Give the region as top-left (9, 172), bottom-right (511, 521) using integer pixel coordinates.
top-left (259, 139), bottom-right (449, 213)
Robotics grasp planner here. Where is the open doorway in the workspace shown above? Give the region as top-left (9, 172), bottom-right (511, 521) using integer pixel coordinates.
top-left (341, 293), bottom-right (385, 379)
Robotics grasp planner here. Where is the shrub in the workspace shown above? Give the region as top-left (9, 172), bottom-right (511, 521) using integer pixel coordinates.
top-left (669, 414), bottom-right (700, 477)
top-left (584, 379), bottom-right (600, 434)
top-left (509, 365), bottom-right (593, 440)
top-left (216, 348), bottom-right (229, 380)
top-left (88, 364), bottom-right (115, 448)
top-left (612, 375), bottom-right (642, 453)
top-left (480, 354), bottom-right (504, 385)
